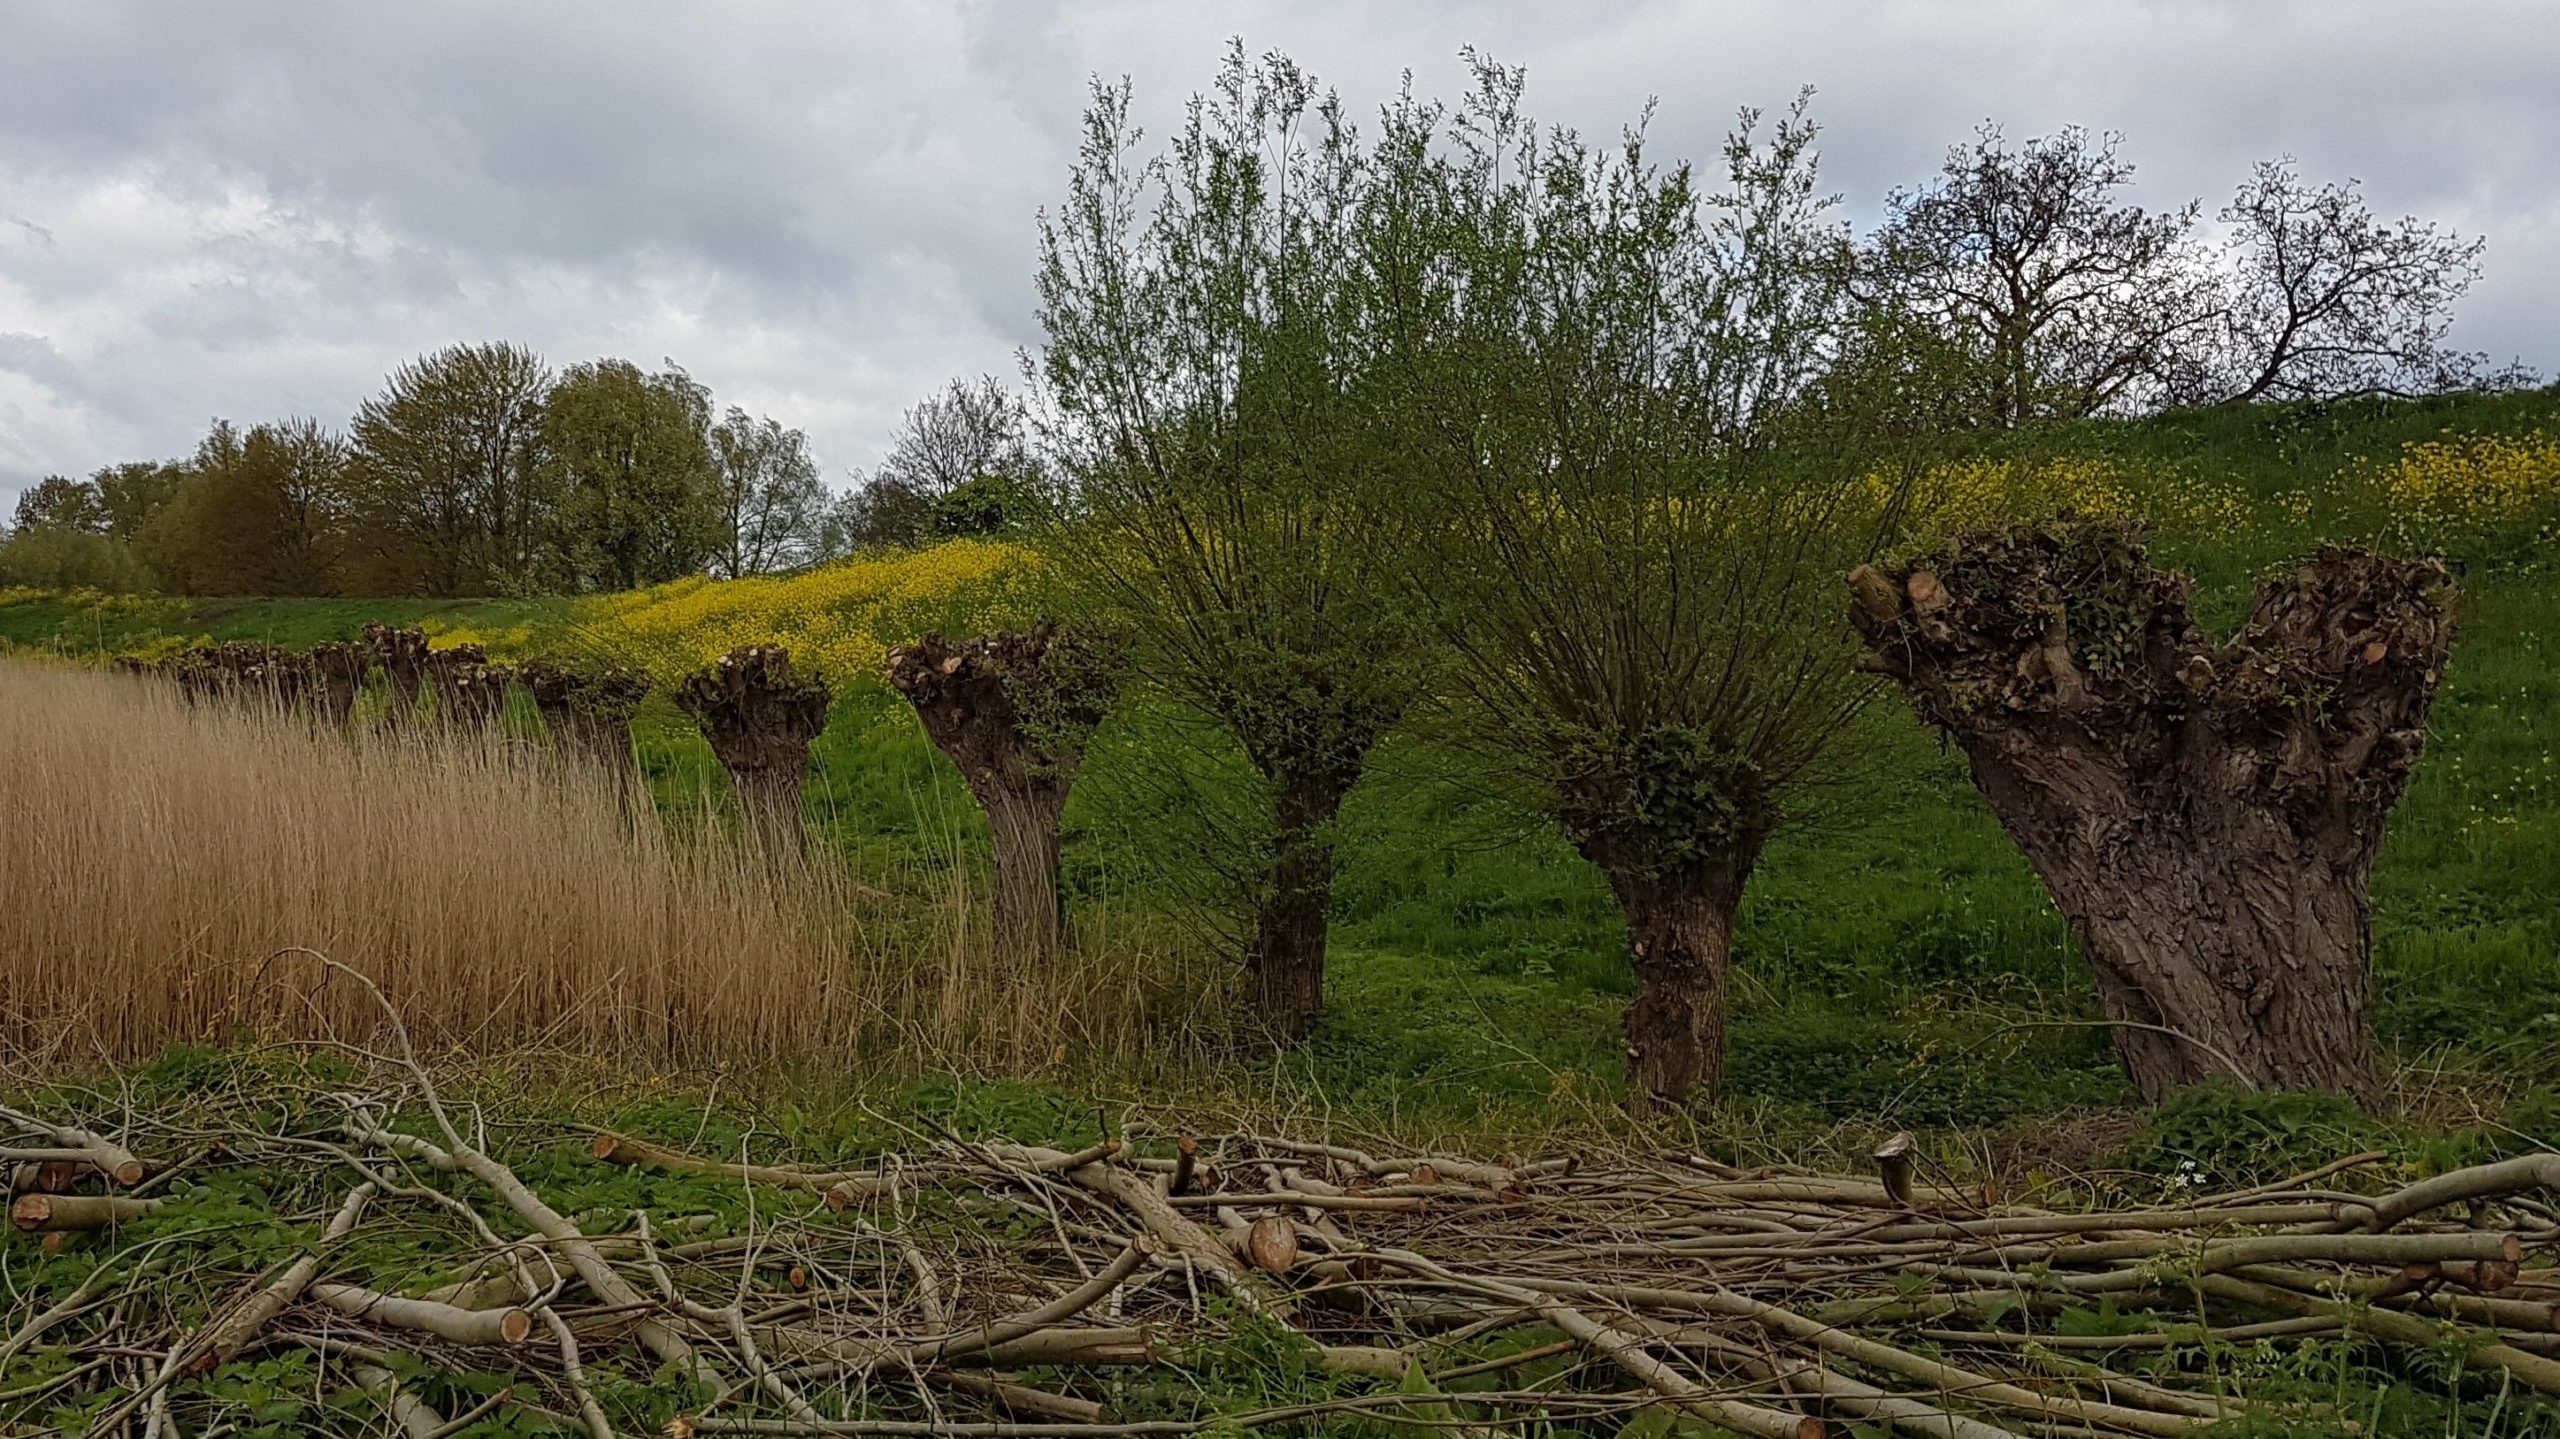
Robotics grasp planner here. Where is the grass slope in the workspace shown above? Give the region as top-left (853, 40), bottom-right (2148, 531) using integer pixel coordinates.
top-left (3, 393), bottom-right (2557, 1178)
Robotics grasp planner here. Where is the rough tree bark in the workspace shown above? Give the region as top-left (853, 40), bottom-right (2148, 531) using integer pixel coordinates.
top-left (363, 624), bottom-right (430, 726)
top-left (675, 645), bottom-right (833, 857)
top-left (1248, 768), bottom-right (1355, 1037)
top-left (884, 624), bottom-right (1118, 965)
top-left (305, 642), bottom-right (373, 730)
top-left (1555, 741), bottom-right (1776, 1105)
top-left (519, 662), bottom-right (651, 798)
top-left (1847, 520), bottom-right (2455, 1101)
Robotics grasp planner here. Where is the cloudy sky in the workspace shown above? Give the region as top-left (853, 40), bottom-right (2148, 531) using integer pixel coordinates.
top-left (3, 1), bottom-right (2554, 510)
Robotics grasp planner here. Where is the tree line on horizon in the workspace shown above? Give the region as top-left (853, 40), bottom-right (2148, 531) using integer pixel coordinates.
top-left (0, 352), bottom-right (1044, 598)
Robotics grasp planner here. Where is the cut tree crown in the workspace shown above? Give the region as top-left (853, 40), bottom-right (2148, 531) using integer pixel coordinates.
top-left (1848, 516), bottom-right (2455, 1101)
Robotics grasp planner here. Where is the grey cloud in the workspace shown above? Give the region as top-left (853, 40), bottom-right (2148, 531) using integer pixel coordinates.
top-left (3, 0), bottom-right (2555, 506)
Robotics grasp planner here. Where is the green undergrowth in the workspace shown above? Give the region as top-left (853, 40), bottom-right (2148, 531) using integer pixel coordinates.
top-left (4, 1050), bottom-right (2559, 1434)
top-left (2, 392), bottom-right (2556, 1166)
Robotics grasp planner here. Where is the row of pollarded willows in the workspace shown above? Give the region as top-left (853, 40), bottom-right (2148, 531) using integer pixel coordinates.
top-left (123, 525), bottom-right (2459, 1117)
top-left (114, 624), bottom-right (1113, 947)
top-left (125, 627), bottom-right (653, 778)
top-left (8, 1029), bottom-right (2560, 1436)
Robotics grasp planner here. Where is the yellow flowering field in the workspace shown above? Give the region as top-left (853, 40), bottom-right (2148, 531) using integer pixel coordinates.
top-left (1878, 455), bottom-right (2254, 543)
top-left (2368, 430), bottom-right (2560, 553)
top-left (552, 538), bottom-right (1044, 685)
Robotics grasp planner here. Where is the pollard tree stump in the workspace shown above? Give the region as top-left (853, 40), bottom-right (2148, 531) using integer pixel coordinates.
top-left (441, 660), bottom-right (514, 736)
top-left (675, 645), bottom-right (832, 857)
top-left (363, 624), bottom-right (431, 726)
top-left (304, 642), bottom-right (373, 730)
top-left (885, 624), bottom-right (1118, 964)
top-left (418, 643), bottom-right (489, 730)
top-left (1848, 519), bottom-right (2455, 1101)
top-left (519, 661), bottom-right (653, 803)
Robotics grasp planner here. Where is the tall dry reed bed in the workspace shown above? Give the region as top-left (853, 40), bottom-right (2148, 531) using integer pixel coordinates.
top-left (0, 660), bottom-right (1176, 1071)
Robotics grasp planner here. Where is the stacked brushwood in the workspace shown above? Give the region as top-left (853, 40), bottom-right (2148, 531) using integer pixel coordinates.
top-left (5, 1065), bottom-right (2558, 1436)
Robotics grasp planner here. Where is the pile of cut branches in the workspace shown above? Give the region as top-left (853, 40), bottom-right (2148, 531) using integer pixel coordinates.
top-left (5, 1059), bottom-right (2558, 1436)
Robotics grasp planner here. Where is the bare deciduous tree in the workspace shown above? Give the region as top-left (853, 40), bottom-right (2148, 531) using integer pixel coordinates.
top-left (1869, 125), bottom-right (2219, 426)
top-left (708, 408), bottom-right (827, 576)
top-left (2210, 158), bottom-right (2506, 404)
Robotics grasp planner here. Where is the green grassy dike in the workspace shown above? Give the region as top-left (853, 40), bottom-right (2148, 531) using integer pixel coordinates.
top-left (2, 393), bottom-right (2556, 1160)
top-left (6, 393), bottom-right (2560, 1433)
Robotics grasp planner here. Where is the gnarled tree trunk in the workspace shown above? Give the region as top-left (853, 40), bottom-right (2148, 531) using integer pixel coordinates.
top-left (519, 662), bottom-right (651, 804)
top-left (885, 625), bottom-right (1117, 966)
top-left (363, 624), bottom-right (430, 727)
top-left (675, 645), bottom-right (832, 858)
top-left (1848, 522), bottom-right (2455, 1101)
top-left (305, 642), bottom-right (372, 731)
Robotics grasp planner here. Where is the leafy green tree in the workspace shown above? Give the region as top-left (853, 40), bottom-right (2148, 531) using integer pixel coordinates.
top-left (91, 461), bottom-right (187, 541)
top-left (144, 420), bottom-right (350, 596)
top-left (931, 472), bottom-right (1035, 537)
top-left (10, 475), bottom-right (107, 533)
top-left (0, 525), bottom-right (154, 590)
top-left (708, 407), bottom-right (826, 576)
top-left (539, 359), bottom-right (719, 590)
top-left (1034, 48), bottom-right (1424, 1034)
top-left (344, 342), bottom-right (554, 595)
top-left (844, 377), bottom-right (1039, 552)
top-left (1370, 72), bottom-right (1930, 1101)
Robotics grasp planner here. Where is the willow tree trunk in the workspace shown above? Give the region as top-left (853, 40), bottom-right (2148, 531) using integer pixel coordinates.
top-left (1591, 856), bottom-right (1757, 1104)
top-left (886, 627), bottom-right (1116, 968)
top-left (305, 642), bottom-right (371, 731)
top-left (985, 788), bottom-right (1071, 960)
top-left (518, 662), bottom-right (649, 808)
top-left (363, 625), bottom-right (429, 728)
top-left (1249, 770), bottom-right (1350, 1039)
top-left (1849, 525), bottom-right (2456, 1101)
top-left (730, 765), bottom-right (813, 858)
top-left (675, 646), bottom-right (832, 861)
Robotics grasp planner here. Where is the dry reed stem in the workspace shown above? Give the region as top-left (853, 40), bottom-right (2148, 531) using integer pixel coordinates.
top-left (0, 661), bottom-right (1175, 1072)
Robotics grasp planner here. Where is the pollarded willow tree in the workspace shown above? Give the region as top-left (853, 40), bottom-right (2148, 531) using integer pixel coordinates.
top-left (886, 624), bottom-right (1119, 966)
top-left (1031, 47), bottom-right (1427, 1036)
top-left (1848, 519), bottom-right (2456, 1100)
top-left (1370, 69), bottom-right (1934, 1102)
top-left (675, 644), bottom-right (833, 858)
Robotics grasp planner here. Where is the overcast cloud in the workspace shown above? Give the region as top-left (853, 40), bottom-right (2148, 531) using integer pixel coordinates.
top-left (3, 0), bottom-right (2555, 509)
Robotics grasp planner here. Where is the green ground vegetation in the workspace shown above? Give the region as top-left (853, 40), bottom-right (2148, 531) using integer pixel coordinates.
top-left (3, 393), bottom-right (2557, 1173)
